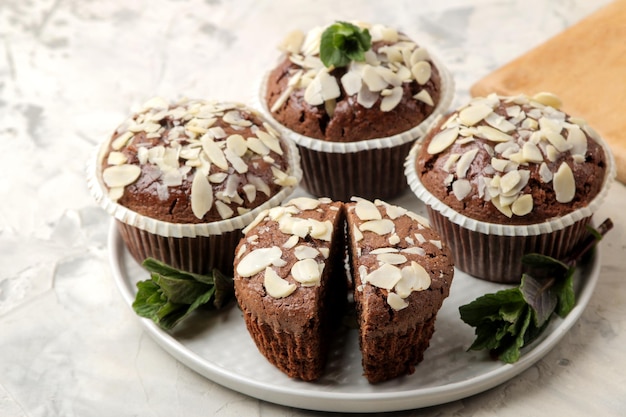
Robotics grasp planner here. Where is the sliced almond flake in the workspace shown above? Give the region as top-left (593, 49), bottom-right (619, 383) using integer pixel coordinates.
top-left (359, 219), bottom-right (395, 235)
top-left (429, 240), bottom-right (442, 249)
top-left (499, 193), bottom-right (518, 206)
top-left (476, 125), bottom-right (513, 143)
top-left (376, 253), bottom-right (408, 265)
top-left (539, 116), bottom-right (564, 134)
top-left (190, 172), bottom-right (213, 219)
top-left (484, 112), bottom-right (517, 133)
top-left (379, 45), bottom-right (403, 63)
top-left (415, 233), bottom-right (426, 244)
top-left (237, 207), bottom-right (250, 215)
top-left (354, 198), bottom-right (382, 220)
top-left (271, 166), bottom-right (297, 187)
top-left (456, 137), bottom-right (475, 145)
top-left (376, 66), bottom-right (402, 87)
top-left (452, 179), bottom-right (471, 200)
top-left (363, 49), bottom-right (380, 65)
top-left (362, 65), bottom-right (388, 92)
top-left (410, 47), bottom-right (429, 66)
top-left (546, 145), bottom-right (559, 162)
top-left (444, 173), bottom-right (454, 186)
top-left (242, 183), bottom-right (256, 203)
top-left (102, 164), bottom-right (141, 188)
top-left (380, 86), bottom-right (403, 112)
top-left (406, 210), bottom-right (430, 227)
top-left (247, 174), bottom-right (271, 196)
top-left (208, 172), bottom-right (228, 183)
top-left (162, 168), bottom-right (183, 186)
top-left (108, 186), bottom-right (124, 201)
top-left (246, 137), bottom-right (270, 156)
top-left (223, 110), bottom-right (252, 127)
top-left (309, 219), bottom-right (333, 241)
top-left (201, 135), bottom-right (228, 170)
top-left (543, 131), bottom-right (572, 153)
top-left (270, 84), bottom-right (295, 113)
top-left (356, 85), bottom-right (379, 108)
top-left (539, 162), bottom-right (553, 183)
top-left (413, 89), bottom-right (434, 106)
top-left (491, 196), bottom-right (513, 218)
top-left (129, 122), bottom-right (161, 134)
top-left (224, 148), bottom-right (248, 174)
top-left (521, 117), bottom-right (538, 130)
top-left (374, 200), bottom-right (407, 219)
top-left (256, 130), bottom-right (283, 155)
top-left (458, 103), bottom-right (493, 126)
top-left (491, 158), bottom-right (509, 172)
top-left (499, 170), bottom-right (522, 194)
top-left (456, 148), bottom-right (479, 178)
top-left (212, 200), bottom-right (233, 219)
top-left (396, 65), bottom-right (412, 82)
top-left (553, 162), bottom-right (576, 203)
top-left (522, 142), bottom-right (544, 163)
top-left (282, 235), bottom-right (299, 250)
top-left (264, 267), bottom-right (296, 298)
top-left (427, 126), bottom-right (459, 154)
top-left (396, 261), bottom-right (431, 298)
top-left (411, 61), bottom-right (431, 85)
top-left (532, 92), bottom-right (562, 109)
top-left (370, 248), bottom-right (399, 254)
top-left (366, 263), bottom-right (402, 290)
top-left (511, 194), bottom-right (533, 216)
top-left (402, 247), bottom-right (426, 256)
top-left (180, 147), bottom-right (201, 161)
top-left (294, 245), bottom-right (320, 260)
top-left (137, 146), bottom-right (149, 165)
top-left (107, 151), bottom-right (127, 166)
top-left (505, 105), bottom-right (522, 118)
top-left (325, 99), bottom-right (336, 117)
top-left (226, 134), bottom-right (248, 157)
top-left (319, 248), bottom-right (330, 258)
top-left (341, 70), bottom-right (363, 96)
top-left (291, 258), bottom-right (323, 286)
top-left (566, 125), bottom-right (587, 156)
top-left (387, 292), bottom-right (408, 310)
top-left (289, 197), bottom-right (321, 211)
top-left (111, 131), bottom-right (134, 150)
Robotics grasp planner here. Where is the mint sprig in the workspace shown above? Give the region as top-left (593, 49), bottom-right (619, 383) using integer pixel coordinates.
top-left (132, 258), bottom-right (234, 330)
top-left (459, 219), bottom-right (613, 363)
top-left (320, 21), bottom-right (372, 68)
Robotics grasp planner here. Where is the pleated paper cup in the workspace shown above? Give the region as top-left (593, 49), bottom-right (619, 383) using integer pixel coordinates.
top-left (256, 54), bottom-right (454, 202)
top-left (404, 129), bottom-right (616, 283)
top-left (86, 130), bottom-right (302, 276)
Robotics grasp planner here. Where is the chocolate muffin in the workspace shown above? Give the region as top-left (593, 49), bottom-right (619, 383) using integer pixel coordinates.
top-left (88, 97), bottom-right (301, 275)
top-left (406, 92), bottom-right (615, 282)
top-left (260, 21), bottom-right (454, 200)
top-left (345, 198), bottom-right (454, 383)
top-left (233, 196), bottom-right (454, 383)
top-left (233, 197), bottom-right (348, 381)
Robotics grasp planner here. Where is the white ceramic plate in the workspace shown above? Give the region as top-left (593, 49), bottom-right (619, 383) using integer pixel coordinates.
top-left (108, 201), bottom-right (600, 413)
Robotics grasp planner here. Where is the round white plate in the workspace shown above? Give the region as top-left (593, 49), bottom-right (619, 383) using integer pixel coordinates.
top-left (108, 205), bottom-right (600, 413)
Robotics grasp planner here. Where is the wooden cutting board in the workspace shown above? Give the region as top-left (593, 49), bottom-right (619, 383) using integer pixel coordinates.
top-left (471, 0), bottom-right (626, 183)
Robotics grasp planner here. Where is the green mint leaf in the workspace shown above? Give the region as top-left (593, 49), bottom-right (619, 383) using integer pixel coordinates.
top-left (320, 21), bottom-right (371, 68)
top-left (459, 287), bottom-right (525, 327)
top-left (554, 268), bottom-right (575, 317)
top-left (497, 306), bottom-right (533, 363)
top-left (519, 273), bottom-right (558, 327)
top-left (132, 258), bottom-right (234, 330)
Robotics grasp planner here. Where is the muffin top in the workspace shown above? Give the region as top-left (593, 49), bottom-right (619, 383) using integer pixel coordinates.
top-left (100, 97), bottom-right (299, 224)
top-left (266, 21), bottom-right (442, 142)
top-left (416, 93), bottom-right (607, 225)
top-left (345, 198), bottom-right (453, 314)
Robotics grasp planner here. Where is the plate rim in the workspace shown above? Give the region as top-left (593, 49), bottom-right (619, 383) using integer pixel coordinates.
top-left (107, 219), bottom-right (601, 413)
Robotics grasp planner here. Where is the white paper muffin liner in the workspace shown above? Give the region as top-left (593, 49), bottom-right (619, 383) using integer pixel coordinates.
top-left (255, 52), bottom-right (454, 201)
top-left (86, 122), bottom-right (302, 274)
top-left (404, 122), bottom-right (616, 282)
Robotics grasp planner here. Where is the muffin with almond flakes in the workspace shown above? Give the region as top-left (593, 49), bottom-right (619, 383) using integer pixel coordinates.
top-left (260, 21), bottom-right (453, 201)
top-left (87, 97), bottom-right (301, 275)
top-left (405, 92), bottom-right (615, 282)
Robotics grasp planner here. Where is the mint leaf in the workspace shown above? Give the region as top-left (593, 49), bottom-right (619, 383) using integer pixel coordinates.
top-left (132, 258), bottom-right (234, 330)
top-left (320, 21), bottom-right (371, 68)
top-left (519, 274), bottom-right (558, 327)
top-left (458, 218), bottom-right (613, 363)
